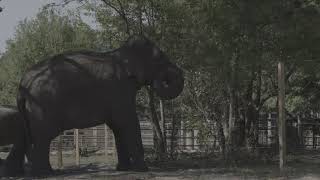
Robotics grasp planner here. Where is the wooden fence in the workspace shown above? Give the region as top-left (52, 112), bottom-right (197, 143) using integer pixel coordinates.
top-left (0, 112), bottom-right (315, 168)
top-left (49, 112), bottom-right (320, 167)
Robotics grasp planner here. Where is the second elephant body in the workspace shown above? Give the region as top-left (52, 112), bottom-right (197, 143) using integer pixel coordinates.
top-left (0, 105), bottom-right (23, 147)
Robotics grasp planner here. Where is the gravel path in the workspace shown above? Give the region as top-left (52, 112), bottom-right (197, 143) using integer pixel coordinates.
top-left (1, 163), bottom-right (317, 180)
top-left (1, 151), bottom-right (320, 179)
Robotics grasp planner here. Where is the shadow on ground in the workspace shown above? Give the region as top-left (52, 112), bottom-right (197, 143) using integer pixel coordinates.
top-left (2, 150), bottom-right (320, 180)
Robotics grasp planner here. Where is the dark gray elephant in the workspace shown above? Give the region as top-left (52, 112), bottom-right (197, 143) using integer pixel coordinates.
top-left (0, 105), bottom-right (23, 147)
top-left (0, 105), bottom-right (31, 173)
top-left (6, 36), bottom-right (184, 176)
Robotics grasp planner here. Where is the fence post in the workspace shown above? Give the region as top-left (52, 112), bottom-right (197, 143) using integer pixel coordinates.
top-left (74, 129), bottom-right (80, 166)
top-left (159, 100), bottom-right (167, 150)
top-left (111, 129), bottom-right (116, 160)
top-left (186, 129), bottom-right (194, 150)
top-left (57, 135), bottom-right (63, 168)
top-left (93, 127), bottom-right (98, 147)
top-left (104, 124), bottom-right (109, 159)
top-left (267, 113), bottom-right (272, 145)
top-left (297, 115), bottom-right (303, 146)
top-left (194, 130), bottom-right (199, 150)
top-left (278, 61), bottom-right (286, 171)
top-left (191, 130), bottom-right (195, 150)
top-left (181, 121), bottom-right (186, 150)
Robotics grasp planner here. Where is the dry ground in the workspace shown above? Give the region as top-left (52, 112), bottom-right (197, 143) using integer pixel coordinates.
top-left (1, 150), bottom-right (320, 180)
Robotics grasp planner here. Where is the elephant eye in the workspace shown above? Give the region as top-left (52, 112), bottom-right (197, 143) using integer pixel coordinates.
top-left (152, 47), bottom-right (160, 58)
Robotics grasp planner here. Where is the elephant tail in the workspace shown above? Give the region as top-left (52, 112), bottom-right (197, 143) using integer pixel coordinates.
top-left (16, 87), bottom-right (33, 162)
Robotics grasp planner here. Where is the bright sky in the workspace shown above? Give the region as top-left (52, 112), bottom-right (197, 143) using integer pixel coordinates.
top-left (0, 0), bottom-right (55, 53)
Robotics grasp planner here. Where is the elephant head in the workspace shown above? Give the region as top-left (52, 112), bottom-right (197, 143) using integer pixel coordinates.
top-left (120, 35), bottom-right (184, 100)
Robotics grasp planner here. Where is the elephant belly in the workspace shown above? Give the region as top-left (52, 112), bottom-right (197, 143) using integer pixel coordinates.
top-left (0, 115), bottom-right (22, 146)
top-left (63, 108), bottom-right (110, 130)
top-left (20, 59), bottom-right (126, 133)
top-left (0, 124), bottom-right (22, 146)
top-left (59, 91), bottom-right (112, 130)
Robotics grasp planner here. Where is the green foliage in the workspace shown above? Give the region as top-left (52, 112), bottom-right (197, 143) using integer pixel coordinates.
top-left (0, 7), bottom-right (99, 105)
top-left (1, 0), bottom-right (320, 152)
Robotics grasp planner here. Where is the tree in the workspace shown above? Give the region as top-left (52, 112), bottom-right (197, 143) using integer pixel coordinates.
top-left (2, 0), bottom-right (320, 161)
top-left (0, 7), bottom-right (98, 105)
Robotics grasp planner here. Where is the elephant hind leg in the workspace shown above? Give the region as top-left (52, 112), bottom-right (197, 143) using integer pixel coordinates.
top-left (25, 103), bottom-right (58, 176)
top-left (1, 127), bottom-right (28, 177)
top-left (2, 142), bottom-right (26, 177)
top-left (30, 138), bottom-right (53, 176)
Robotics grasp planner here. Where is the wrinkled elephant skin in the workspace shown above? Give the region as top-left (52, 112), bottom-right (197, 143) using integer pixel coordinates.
top-left (0, 105), bottom-right (23, 146)
top-left (0, 105), bottom-right (26, 176)
top-left (4, 36), bottom-right (184, 177)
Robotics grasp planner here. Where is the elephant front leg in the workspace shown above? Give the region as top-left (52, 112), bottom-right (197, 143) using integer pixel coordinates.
top-left (113, 130), bottom-right (131, 171)
top-left (30, 140), bottom-right (53, 176)
top-left (129, 120), bottom-right (148, 171)
top-left (112, 111), bottom-right (148, 172)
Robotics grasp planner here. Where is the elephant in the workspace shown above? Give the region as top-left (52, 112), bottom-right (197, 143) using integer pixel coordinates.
top-left (5, 35), bottom-right (184, 176)
top-left (0, 105), bottom-right (33, 174)
top-left (0, 105), bottom-right (23, 147)
top-left (0, 105), bottom-right (23, 167)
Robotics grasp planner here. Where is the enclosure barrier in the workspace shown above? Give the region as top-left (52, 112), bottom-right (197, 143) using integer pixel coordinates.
top-left (0, 112), bottom-right (318, 168)
top-left (48, 112), bottom-right (320, 168)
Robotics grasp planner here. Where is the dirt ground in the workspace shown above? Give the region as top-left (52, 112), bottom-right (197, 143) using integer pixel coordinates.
top-left (1, 150), bottom-right (320, 180)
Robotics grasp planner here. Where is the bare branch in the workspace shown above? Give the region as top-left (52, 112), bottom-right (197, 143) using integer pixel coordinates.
top-left (136, 0), bottom-right (144, 35)
top-left (101, 0), bottom-right (131, 35)
top-left (45, 0), bottom-right (85, 8)
top-left (0, 0), bottom-right (3, 13)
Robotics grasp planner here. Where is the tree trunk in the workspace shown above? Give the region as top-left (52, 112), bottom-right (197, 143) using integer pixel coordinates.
top-left (159, 100), bottom-right (167, 150)
top-left (243, 66), bottom-right (263, 151)
top-left (238, 108), bottom-right (246, 147)
top-left (169, 101), bottom-right (179, 159)
top-left (57, 135), bottom-right (63, 169)
top-left (252, 66), bottom-right (262, 149)
top-left (227, 56), bottom-right (239, 153)
top-left (216, 117), bottom-right (226, 159)
top-left (74, 129), bottom-right (80, 166)
top-left (244, 103), bottom-right (260, 151)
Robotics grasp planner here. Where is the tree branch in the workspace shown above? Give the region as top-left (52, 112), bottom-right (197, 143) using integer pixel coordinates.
top-left (101, 0), bottom-right (131, 35)
top-left (0, 0), bottom-right (3, 12)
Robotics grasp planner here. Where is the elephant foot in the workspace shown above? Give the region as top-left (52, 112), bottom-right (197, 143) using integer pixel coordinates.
top-left (30, 167), bottom-right (54, 177)
top-left (116, 161), bottom-right (148, 172)
top-left (131, 161), bottom-right (149, 172)
top-left (116, 163), bottom-right (131, 171)
top-left (0, 161), bottom-right (24, 177)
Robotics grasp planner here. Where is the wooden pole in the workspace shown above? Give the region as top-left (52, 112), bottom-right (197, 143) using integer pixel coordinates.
top-left (181, 121), bottom-right (186, 148)
top-left (92, 127), bottom-right (98, 147)
top-left (297, 115), bottom-right (302, 145)
top-left (267, 113), bottom-right (272, 145)
top-left (74, 129), bottom-right (80, 166)
top-left (159, 100), bottom-right (167, 149)
top-left (57, 135), bottom-right (63, 168)
top-left (278, 61), bottom-right (286, 170)
top-left (104, 124), bottom-right (109, 160)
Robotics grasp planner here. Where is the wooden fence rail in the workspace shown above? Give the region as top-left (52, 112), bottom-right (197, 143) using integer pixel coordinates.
top-left (47, 113), bottom-right (320, 167)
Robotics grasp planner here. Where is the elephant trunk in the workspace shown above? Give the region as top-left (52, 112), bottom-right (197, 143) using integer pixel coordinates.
top-left (152, 64), bottom-right (184, 100)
